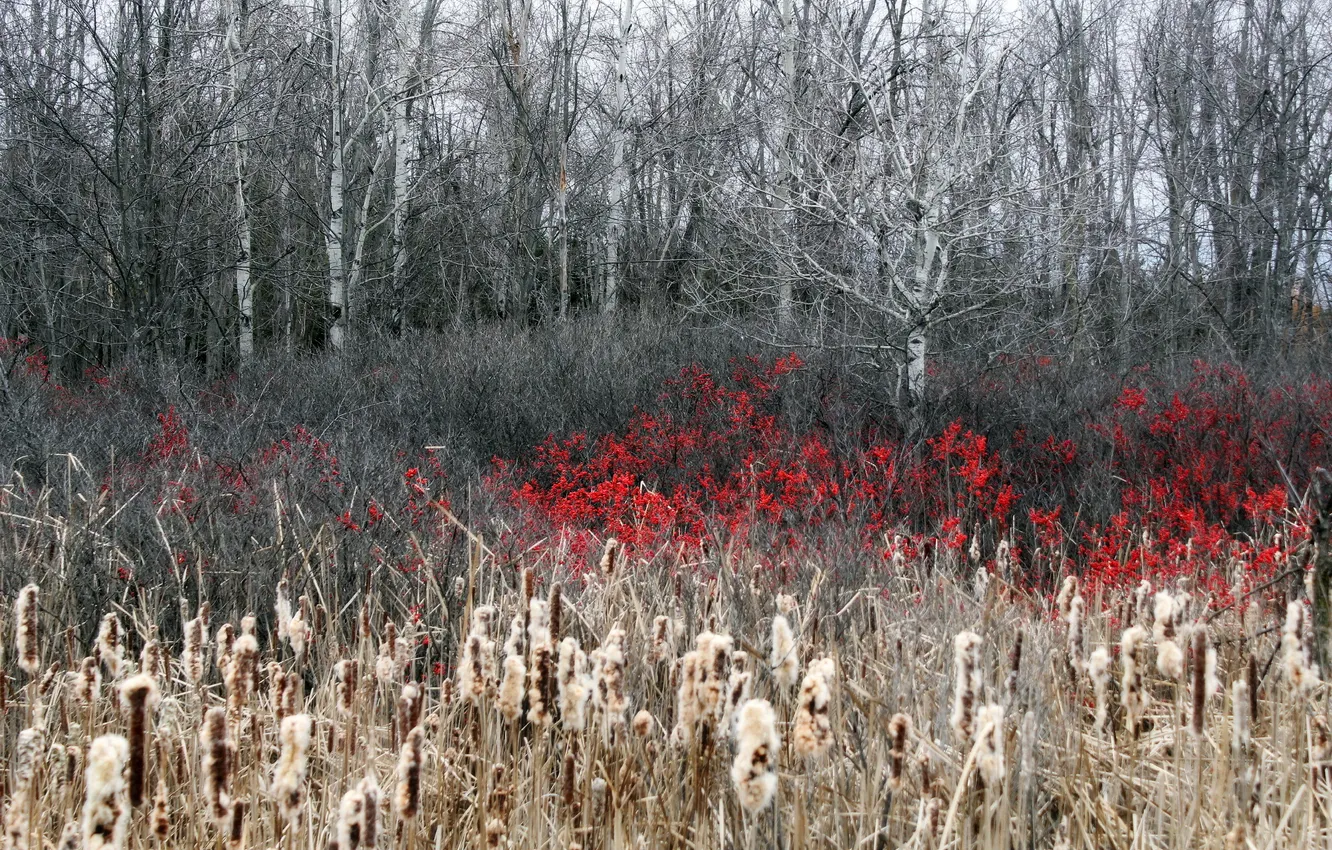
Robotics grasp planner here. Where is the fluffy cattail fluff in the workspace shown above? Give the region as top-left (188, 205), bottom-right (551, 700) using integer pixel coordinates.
top-left (97, 613), bottom-right (124, 679)
top-left (1088, 648), bottom-right (1111, 734)
top-left (199, 707), bottom-right (235, 826)
top-left (1232, 679), bottom-right (1252, 779)
top-left (1066, 595), bottom-right (1085, 673)
top-left (4, 727), bottom-right (44, 848)
top-left (459, 606), bottom-right (496, 704)
top-left (1121, 627), bottom-right (1150, 737)
top-left (76, 655), bottom-right (101, 705)
top-left (976, 704), bottom-right (1005, 786)
top-left (337, 788), bottom-right (365, 850)
top-left (82, 735), bottom-right (130, 850)
top-left (288, 613), bottom-right (309, 663)
top-left (887, 713), bottom-right (912, 791)
top-left (793, 657), bottom-right (835, 758)
top-left (215, 623), bottom-right (235, 671)
top-left (397, 682), bottom-right (423, 735)
top-left (1006, 631), bottom-right (1024, 703)
top-left (730, 699), bottom-right (780, 812)
top-left (140, 639), bottom-right (163, 682)
top-left (225, 635), bottom-right (258, 716)
top-left (632, 709), bottom-right (654, 737)
top-left (776, 593), bottom-right (798, 616)
top-left (497, 653), bottom-right (526, 722)
top-left (15, 584), bottom-right (39, 677)
top-left (674, 650), bottom-right (700, 744)
top-left (1283, 600), bottom-right (1319, 694)
top-left (598, 628), bottom-right (628, 732)
top-left (557, 638), bottom-right (590, 731)
top-left (395, 726), bottom-right (424, 820)
top-left (647, 615), bottom-right (673, 664)
top-left (275, 580), bottom-right (293, 644)
top-left (182, 616), bottom-right (205, 685)
top-left (118, 675), bottom-right (159, 807)
top-left (150, 778), bottom-right (170, 840)
top-left (1056, 576), bottom-right (1078, 621)
top-left (1134, 580), bottom-right (1153, 626)
top-left (1314, 716), bottom-right (1332, 788)
top-left (358, 776), bottom-right (381, 849)
top-left (271, 714), bottom-right (313, 825)
top-left (770, 615), bottom-right (799, 690)
top-left (724, 654), bottom-right (753, 735)
top-left (56, 822), bottom-right (80, 850)
top-left (335, 659), bottom-right (358, 717)
top-left (694, 632), bottom-right (733, 724)
top-left (950, 631), bottom-right (983, 743)
top-left (1155, 592), bottom-right (1184, 680)
top-left (1152, 592), bottom-right (1176, 643)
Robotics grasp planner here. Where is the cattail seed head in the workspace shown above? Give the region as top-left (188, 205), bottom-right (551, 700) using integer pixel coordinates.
top-left (1284, 600), bottom-right (1319, 693)
top-left (97, 613), bottom-right (124, 679)
top-left (82, 735), bottom-right (130, 850)
top-left (225, 635), bottom-right (258, 716)
top-left (1056, 577), bottom-right (1078, 621)
top-left (335, 659), bottom-right (358, 716)
top-left (730, 699), bottom-right (780, 811)
top-left (118, 674), bottom-right (159, 807)
top-left (976, 704), bottom-right (1005, 786)
top-left (15, 584), bottom-right (40, 677)
top-left (199, 707), bottom-right (235, 826)
top-left (770, 615), bottom-right (799, 690)
top-left (887, 713), bottom-right (912, 791)
top-left (1120, 626), bottom-right (1150, 737)
top-left (497, 653), bottom-right (526, 721)
top-left (1088, 648), bottom-right (1111, 734)
top-left (182, 616), bottom-right (205, 685)
top-left (557, 637), bottom-right (590, 732)
top-left (272, 714), bottom-right (313, 825)
top-left (395, 727), bottom-right (424, 820)
top-left (150, 778), bottom-right (170, 840)
top-left (632, 709), bottom-right (654, 737)
top-left (358, 776), bottom-right (381, 849)
top-left (600, 537), bottom-right (619, 579)
top-left (950, 631), bottom-right (983, 743)
top-left (337, 788), bottom-right (365, 850)
top-left (793, 657), bottom-right (835, 758)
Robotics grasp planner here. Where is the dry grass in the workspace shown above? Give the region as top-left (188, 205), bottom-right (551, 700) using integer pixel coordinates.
top-left (0, 501), bottom-right (1324, 850)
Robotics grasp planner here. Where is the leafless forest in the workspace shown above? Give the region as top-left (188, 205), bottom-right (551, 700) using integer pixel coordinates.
top-left (1, 0), bottom-right (1330, 408)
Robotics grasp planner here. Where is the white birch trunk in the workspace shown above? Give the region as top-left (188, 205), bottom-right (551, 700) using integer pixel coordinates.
top-left (774, 0), bottom-right (796, 323)
top-left (390, 88), bottom-right (410, 329)
top-left (326, 0), bottom-right (348, 350)
top-left (224, 0), bottom-right (253, 359)
top-left (603, 0), bottom-right (633, 313)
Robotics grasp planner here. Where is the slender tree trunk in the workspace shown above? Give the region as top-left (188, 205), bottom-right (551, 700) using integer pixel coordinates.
top-left (604, 0), bottom-right (632, 313)
top-left (774, 0), bottom-right (796, 323)
top-left (325, 0), bottom-right (348, 349)
top-left (224, 0), bottom-right (253, 360)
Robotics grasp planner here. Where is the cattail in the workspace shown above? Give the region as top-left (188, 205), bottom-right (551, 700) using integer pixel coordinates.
top-left (225, 635), bottom-right (258, 716)
top-left (600, 537), bottom-right (619, 579)
top-left (887, 713), bottom-right (912, 791)
top-left (976, 703), bottom-right (1005, 786)
top-left (598, 628), bottom-right (628, 732)
top-left (1066, 595), bottom-right (1085, 673)
top-left (694, 631), bottom-right (733, 724)
top-left (673, 650), bottom-right (700, 745)
top-left (358, 776), bottom-right (381, 849)
top-left (484, 818), bottom-right (506, 848)
top-left (647, 615), bottom-right (673, 664)
top-left (271, 714), bottom-right (313, 825)
top-left (527, 644), bottom-right (552, 728)
top-left (398, 682), bottom-right (423, 734)
top-left (1120, 626), bottom-right (1149, 737)
top-left (950, 631), bottom-right (983, 743)
top-left (724, 653), bottom-right (752, 735)
top-left (76, 655), bottom-right (101, 704)
top-left (4, 728), bottom-right (44, 849)
top-left (150, 778), bottom-right (170, 840)
top-left (792, 657), bottom-right (835, 758)
top-left (140, 639), bottom-right (163, 683)
top-left (497, 653), bottom-right (526, 721)
top-left (770, 615), bottom-right (799, 690)
top-left (15, 584), bottom-right (39, 677)
top-left (182, 616), bottom-right (205, 685)
top-left (1314, 715), bottom-right (1332, 788)
top-left (1133, 580), bottom-right (1153, 627)
top-left (288, 613), bottom-right (310, 663)
top-left (1005, 630), bottom-right (1023, 703)
top-left (199, 706), bottom-right (235, 826)
top-left (275, 579), bottom-right (293, 643)
top-left (337, 788), bottom-right (365, 850)
top-left (118, 674), bottom-right (159, 807)
top-left (228, 800), bottom-right (246, 850)
top-left (1152, 591), bottom-right (1175, 643)
top-left (1088, 647), bottom-right (1111, 733)
top-left (548, 583), bottom-right (563, 646)
top-left (335, 659), bottom-right (358, 717)
top-left (215, 623), bottom-right (235, 672)
top-left (83, 736), bottom-right (130, 850)
top-left (917, 797), bottom-right (941, 845)
top-left (632, 709), bottom-right (654, 737)
top-left (730, 699), bottom-right (780, 812)
top-left (1232, 679), bottom-right (1252, 764)
top-left (276, 671), bottom-right (299, 722)
top-left (97, 613), bottom-right (124, 679)
top-left (557, 637), bottom-right (590, 732)
top-left (459, 606), bottom-right (496, 704)
top-left (1283, 600), bottom-right (1319, 693)
top-left (56, 822), bottom-right (80, 850)
top-left (1154, 593), bottom-right (1184, 680)
top-left (1056, 576), bottom-right (1078, 621)
top-left (1189, 626), bottom-right (1210, 737)
top-left (38, 661), bottom-right (59, 696)
top-left (395, 726), bottom-right (424, 820)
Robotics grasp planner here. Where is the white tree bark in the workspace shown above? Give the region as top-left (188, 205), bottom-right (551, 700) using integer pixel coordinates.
top-left (224, 0), bottom-right (253, 359)
top-left (773, 0), bottom-right (796, 323)
top-left (325, 0), bottom-right (348, 350)
top-left (603, 0), bottom-right (633, 313)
